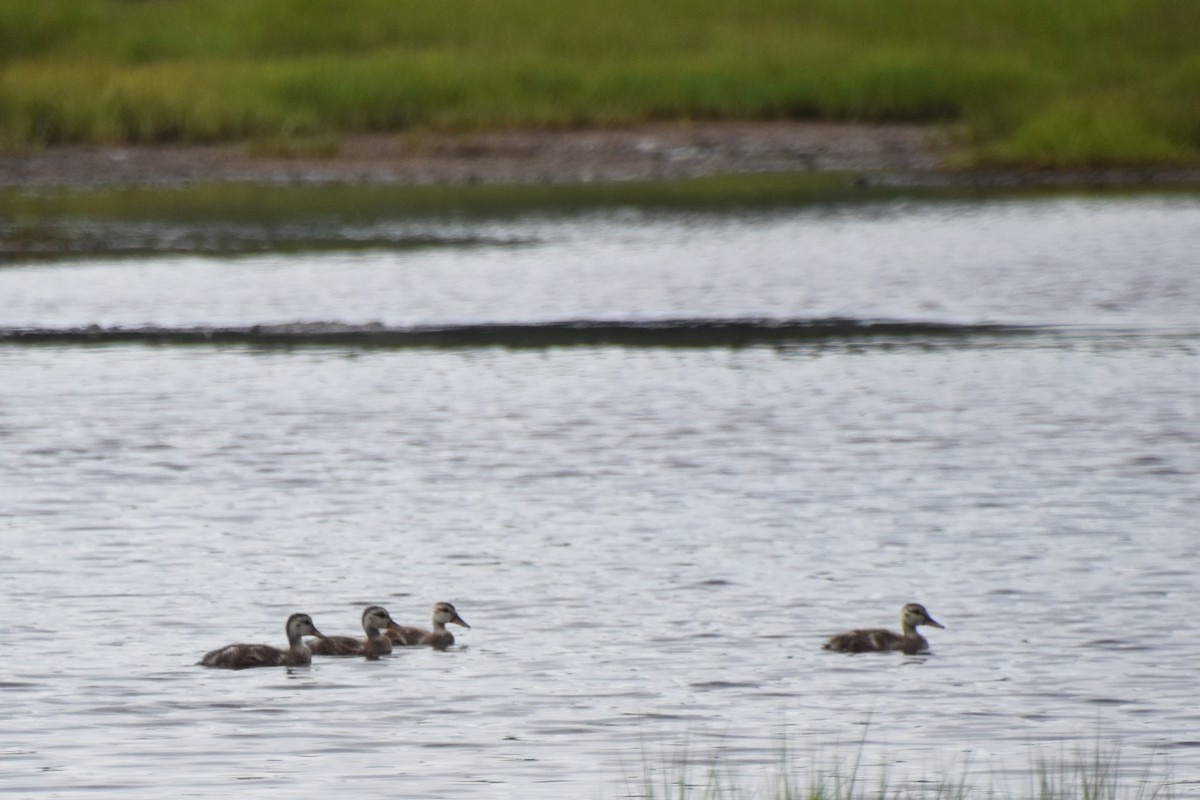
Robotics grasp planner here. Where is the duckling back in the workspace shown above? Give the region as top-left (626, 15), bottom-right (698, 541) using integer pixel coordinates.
top-left (201, 642), bottom-right (309, 669)
top-left (822, 628), bottom-right (923, 654)
top-left (384, 626), bottom-right (426, 647)
top-left (308, 636), bottom-right (363, 657)
top-left (383, 626), bottom-right (457, 650)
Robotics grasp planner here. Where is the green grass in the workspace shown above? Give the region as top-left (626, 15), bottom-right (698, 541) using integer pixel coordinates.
top-left (1, 0), bottom-right (1198, 166)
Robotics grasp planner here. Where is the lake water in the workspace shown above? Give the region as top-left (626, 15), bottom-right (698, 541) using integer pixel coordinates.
top-left (1, 192), bottom-right (1198, 798)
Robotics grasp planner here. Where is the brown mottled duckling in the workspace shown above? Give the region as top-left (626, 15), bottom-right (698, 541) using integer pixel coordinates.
top-left (309, 605), bottom-right (402, 660)
top-left (385, 602), bottom-right (470, 650)
top-left (823, 603), bottom-right (944, 655)
top-left (200, 613), bottom-right (327, 669)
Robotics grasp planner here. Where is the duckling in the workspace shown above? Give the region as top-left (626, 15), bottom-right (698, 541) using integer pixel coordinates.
top-left (822, 603), bottom-right (944, 655)
top-left (200, 613), bottom-right (327, 669)
top-left (385, 602), bottom-right (470, 650)
top-left (308, 605), bottom-right (402, 660)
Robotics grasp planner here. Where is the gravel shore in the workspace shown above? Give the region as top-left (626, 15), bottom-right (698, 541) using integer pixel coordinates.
top-left (3, 122), bottom-right (1198, 190)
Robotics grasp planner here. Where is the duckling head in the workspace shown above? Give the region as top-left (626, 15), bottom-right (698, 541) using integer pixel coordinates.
top-left (287, 613), bottom-right (327, 641)
top-left (361, 605), bottom-right (402, 635)
top-left (432, 602), bottom-right (470, 629)
top-left (901, 603), bottom-right (944, 631)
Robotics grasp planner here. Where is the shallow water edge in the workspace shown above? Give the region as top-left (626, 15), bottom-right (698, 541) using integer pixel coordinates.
top-left (3, 175), bottom-right (1198, 262)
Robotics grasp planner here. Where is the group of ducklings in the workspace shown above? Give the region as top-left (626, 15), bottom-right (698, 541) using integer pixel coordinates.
top-left (200, 601), bottom-right (470, 670)
top-left (201, 600), bottom-right (942, 670)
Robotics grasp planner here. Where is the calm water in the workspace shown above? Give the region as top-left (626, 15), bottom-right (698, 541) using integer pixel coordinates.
top-left (1, 194), bottom-right (1198, 798)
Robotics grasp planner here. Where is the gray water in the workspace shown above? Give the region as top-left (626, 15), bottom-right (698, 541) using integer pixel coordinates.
top-left (1, 194), bottom-right (1199, 798)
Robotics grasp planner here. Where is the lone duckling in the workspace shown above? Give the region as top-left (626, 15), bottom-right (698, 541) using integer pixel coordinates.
top-left (823, 603), bottom-right (944, 655)
top-left (200, 613), bottom-right (327, 669)
top-left (386, 602), bottom-right (470, 650)
top-left (309, 605), bottom-right (402, 660)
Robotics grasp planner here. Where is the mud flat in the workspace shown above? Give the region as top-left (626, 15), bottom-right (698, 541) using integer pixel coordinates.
top-left (3, 122), bottom-right (1198, 191)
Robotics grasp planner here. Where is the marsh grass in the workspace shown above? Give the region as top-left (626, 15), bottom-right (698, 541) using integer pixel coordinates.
top-left (625, 736), bottom-right (1173, 800)
top-left (1, 0), bottom-right (1197, 166)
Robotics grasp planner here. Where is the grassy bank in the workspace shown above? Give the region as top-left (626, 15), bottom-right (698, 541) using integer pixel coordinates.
top-left (1, 0), bottom-right (1198, 166)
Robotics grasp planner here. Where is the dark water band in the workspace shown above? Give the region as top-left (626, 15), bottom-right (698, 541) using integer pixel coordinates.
top-left (0, 318), bottom-right (1043, 348)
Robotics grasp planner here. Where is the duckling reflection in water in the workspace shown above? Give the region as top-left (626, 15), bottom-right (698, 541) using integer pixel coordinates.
top-left (200, 613), bottom-right (327, 669)
top-left (386, 602), bottom-right (470, 650)
top-left (823, 603), bottom-right (944, 655)
top-left (308, 605), bottom-right (402, 660)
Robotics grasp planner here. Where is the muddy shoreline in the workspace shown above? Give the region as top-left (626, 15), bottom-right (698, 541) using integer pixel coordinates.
top-left (2, 122), bottom-right (1198, 191)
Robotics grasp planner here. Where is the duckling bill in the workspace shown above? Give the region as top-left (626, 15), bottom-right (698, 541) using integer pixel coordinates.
top-left (823, 603), bottom-right (944, 655)
top-left (200, 613), bottom-right (327, 669)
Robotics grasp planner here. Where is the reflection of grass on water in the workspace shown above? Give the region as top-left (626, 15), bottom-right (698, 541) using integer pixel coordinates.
top-left (0, 173), bottom-right (876, 224)
top-left (0, 173), bottom-right (886, 261)
top-left (625, 738), bottom-right (1173, 800)
top-left (1, 0), bottom-right (1198, 167)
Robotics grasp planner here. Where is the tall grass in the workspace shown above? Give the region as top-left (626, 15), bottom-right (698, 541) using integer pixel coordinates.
top-left (626, 737), bottom-right (1174, 800)
top-left (1, 0), bottom-right (1197, 166)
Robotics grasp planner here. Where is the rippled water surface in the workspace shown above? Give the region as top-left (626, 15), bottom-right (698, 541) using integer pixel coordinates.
top-left (1, 193), bottom-right (1198, 798)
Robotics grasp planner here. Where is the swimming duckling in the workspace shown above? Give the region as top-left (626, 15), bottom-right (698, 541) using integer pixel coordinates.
top-left (385, 602), bottom-right (470, 650)
top-left (309, 605), bottom-right (402, 660)
top-left (200, 613), bottom-right (327, 669)
top-left (822, 603), bottom-right (944, 655)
